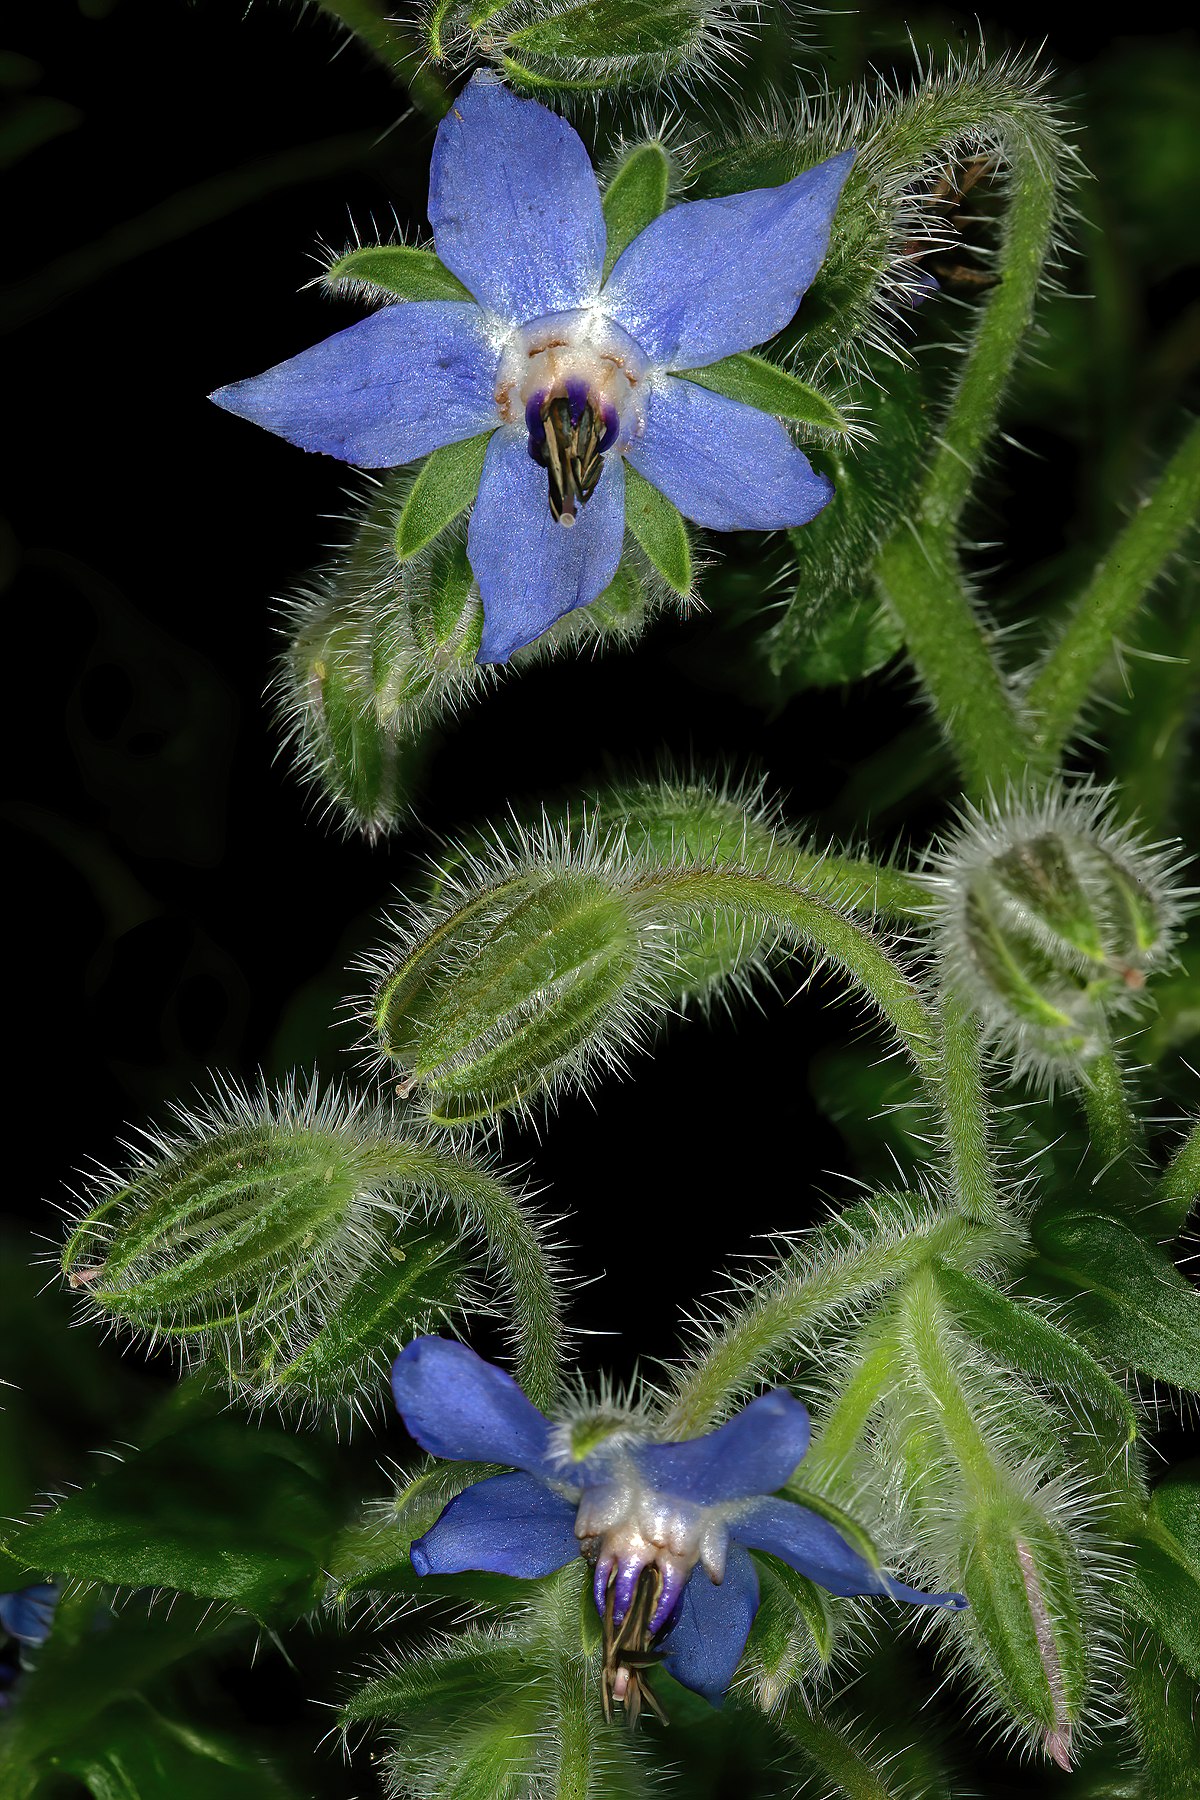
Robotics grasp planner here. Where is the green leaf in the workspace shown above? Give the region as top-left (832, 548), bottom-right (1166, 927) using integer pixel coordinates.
top-left (624, 464), bottom-right (691, 595)
top-left (395, 433), bottom-right (492, 561)
top-left (1125, 1474), bottom-right (1200, 1684)
top-left (6, 1419), bottom-right (343, 1621)
top-left (55, 1699), bottom-right (297, 1800)
top-left (752, 1556), bottom-right (835, 1671)
top-left (931, 1263), bottom-right (1138, 1444)
top-left (1034, 1212), bottom-right (1200, 1392)
top-left (602, 141), bottom-right (670, 277)
top-left (682, 354), bottom-right (851, 435)
top-left (323, 244), bottom-right (471, 302)
top-left (1126, 1632), bottom-right (1200, 1800)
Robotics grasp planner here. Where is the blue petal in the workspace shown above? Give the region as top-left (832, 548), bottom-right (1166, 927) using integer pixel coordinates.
top-left (629, 378), bottom-right (833, 532)
top-left (210, 302), bottom-right (498, 468)
top-left (392, 1337), bottom-right (559, 1477)
top-left (602, 150), bottom-right (854, 369)
top-left (636, 1389), bottom-right (810, 1505)
top-left (0, 1585), bottom-right (57, 1645)
top-left (469, 428), bottom-right (626, 663)
top-left (429, 73), bottom-right (605, 324)
top-left (733, 1498), bottom-right (968, 1610)
top-left (410, 1471), bottom-right (580, 1579)
top-left (658, 1546), bottom-right (760, 1705)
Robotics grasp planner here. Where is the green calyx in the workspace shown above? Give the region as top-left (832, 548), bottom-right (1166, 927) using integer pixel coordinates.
top-left (371, 864), bottom-right (644, 1126)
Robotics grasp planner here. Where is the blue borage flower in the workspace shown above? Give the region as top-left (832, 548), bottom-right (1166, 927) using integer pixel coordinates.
top-left (211, 74), bottom-right (854, 665)
top-left (0, 1585), bottom-right (57, 1647)
top-left (392, 1338), bottom-right (965, 1719)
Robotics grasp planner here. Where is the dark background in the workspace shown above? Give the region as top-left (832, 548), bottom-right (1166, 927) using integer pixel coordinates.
top-left (3, 3), bottom-right (1198, 1793)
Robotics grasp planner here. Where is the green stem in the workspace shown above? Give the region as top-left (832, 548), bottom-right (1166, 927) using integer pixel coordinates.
top-left (921, 148), bottom-right (1059, 541)
top-left (936, 987), bottom-right (999, 1225)
top-left (379, 1143), bottom-right (564, 1409)
top-left (803, 1324), bottom-right (900, 1488)
top-left (900, 1267), bottom-right (996, 1497)
top-left (773, 1697), bottom-right (908, 1800)
top-left (1080, 1046), bottom-right (1139, 1169)
top-left (774, 847), bottom-right (932, 926)
top-left (1025, 418), bottom-right (1200, 767)
top-left (1153, 1116), bottom-right (1200, 1235)
top-left (550, 1652), bottom-right (592, 1800)
top-left (314, 0), bottom-right (450, 118)
top-left (874, 528), bottom-right (1032, 796)
top-left (632, 867), bottom-right (936, 1080)
top-left (872, 129), bottom-right (1063, 794)
top-left (662, 1207), bottom-right (997, 1435)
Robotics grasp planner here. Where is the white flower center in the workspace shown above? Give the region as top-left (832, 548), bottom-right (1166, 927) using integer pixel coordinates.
top-left (494, 309), bottom-right (651, 526)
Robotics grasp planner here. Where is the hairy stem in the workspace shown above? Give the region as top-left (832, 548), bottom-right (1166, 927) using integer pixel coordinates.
top-left (314, 0), bottom-right (450, 117)
top-left (661, 1208), bottom-right (998, 1435)
top-left (936, 987), bottom-right (1000, 1225)
top-left (773, 1696), bottom-right (910, 1800)
top-left (632, 867), bottom-right (936, 1079)
top-left (1080, 1047), bottom-right (1140, 1170)
top-left (874, 529), bottom-right (1031, 795)
top-left (1025, 417), bottom-right (1200, 766)
top-left (379, 1143), bottom-right (565, 1408)
top-left (1153, 1116), bottom-right (1200, 1235)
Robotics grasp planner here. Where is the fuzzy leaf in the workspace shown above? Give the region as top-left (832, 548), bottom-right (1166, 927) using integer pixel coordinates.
top-left (1034, 1212), bottom-right (1200, 1392)
top-left (1125, 1474), bottom-right (1200, 1684)
top-left (1126, 1632), bottom-right (1200, 1800)
top-left (395, 432), bottom-right (492, 561)
top-left (54, 1699), bottom-right (297, 1800)
top-left (624, 464), bottom-right (691, 594)
top-left (323, 244), bottom-right (472, 302)
top-left (682, 354), bottom-right (851, 434)
top-left (602, 140), bottom-right (670, 276)
top-left (6, 1419), bottom-right (342, 1621)
top-left (931, 1263), bottom-right (1138, 1444)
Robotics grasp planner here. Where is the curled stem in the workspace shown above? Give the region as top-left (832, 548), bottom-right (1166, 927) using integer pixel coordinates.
top-left (632, 867), bottom-right (937, 1080)
top-left (379, 1141), bottom-right (565, 1408)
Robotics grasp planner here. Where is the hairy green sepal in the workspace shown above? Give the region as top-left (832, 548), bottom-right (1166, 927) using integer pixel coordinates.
top-left (323, 244), bottom-right (471, 302)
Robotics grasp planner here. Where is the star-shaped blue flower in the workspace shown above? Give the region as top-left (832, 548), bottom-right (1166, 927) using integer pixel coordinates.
top-left (0, 1585), bottom-right (57, 1647)
top-left (211, 75), bottom-right (853, 665)
top-left (392, 1338), bottom-right (965, 1714)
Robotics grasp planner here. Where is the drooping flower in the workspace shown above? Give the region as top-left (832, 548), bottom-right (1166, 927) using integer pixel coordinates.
top-left (391, 1338), bottom-right (965, 1717)
top-left (0, 1585), bottom-right (58, 1647)
top-left (211, 75), bottom-right (853, 665)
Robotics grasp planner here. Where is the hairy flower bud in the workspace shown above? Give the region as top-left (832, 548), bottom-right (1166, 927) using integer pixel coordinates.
top-left (958, 1504), bottom-right (1088, 1770)
top-left (929, 787), bottom-right (1185, 1075)
top-left (364, 836), bottom-right (656, 1127)
top-left (60, 1083), bottom-right (488, 1416)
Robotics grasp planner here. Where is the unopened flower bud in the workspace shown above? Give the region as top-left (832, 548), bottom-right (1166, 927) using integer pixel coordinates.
top-left (365, 843), bottom-right (651, 1126)
top-left (958, 1502), bottom-right (1087, 1770)
top-left (60, 1084), bottom-right (473, 1415)
top-left (930, 788), bottom-right (1185, 1073)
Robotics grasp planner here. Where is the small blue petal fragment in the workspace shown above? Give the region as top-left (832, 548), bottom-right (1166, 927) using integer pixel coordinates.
top-left (429, 73), bottom-right (605, 324)
top-left (658, 1546), bottom-right (760, 1705)
top-left (410, 1471), bottom-right (580, 1579)
top-left (636, 1389), bottom-right (810, 1505)
top-left (629, 378), bottom-right (833, 532)
top-left (469, 429), bottom-right (626, 663)
top-left (733, 1498), bottom-right (966, 1608)
top-left (392, 1337), bottom-right (559, 1476)
top-left (209, 302), bottom-right (498, 468)
top-left (602, 150), bottom-right (855, 369)
top-left (0, 1585), bottom-right (57, 1646)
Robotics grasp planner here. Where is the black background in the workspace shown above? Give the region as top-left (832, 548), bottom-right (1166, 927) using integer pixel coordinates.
top-left (3, 4), bottom-right (1197, 1793)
